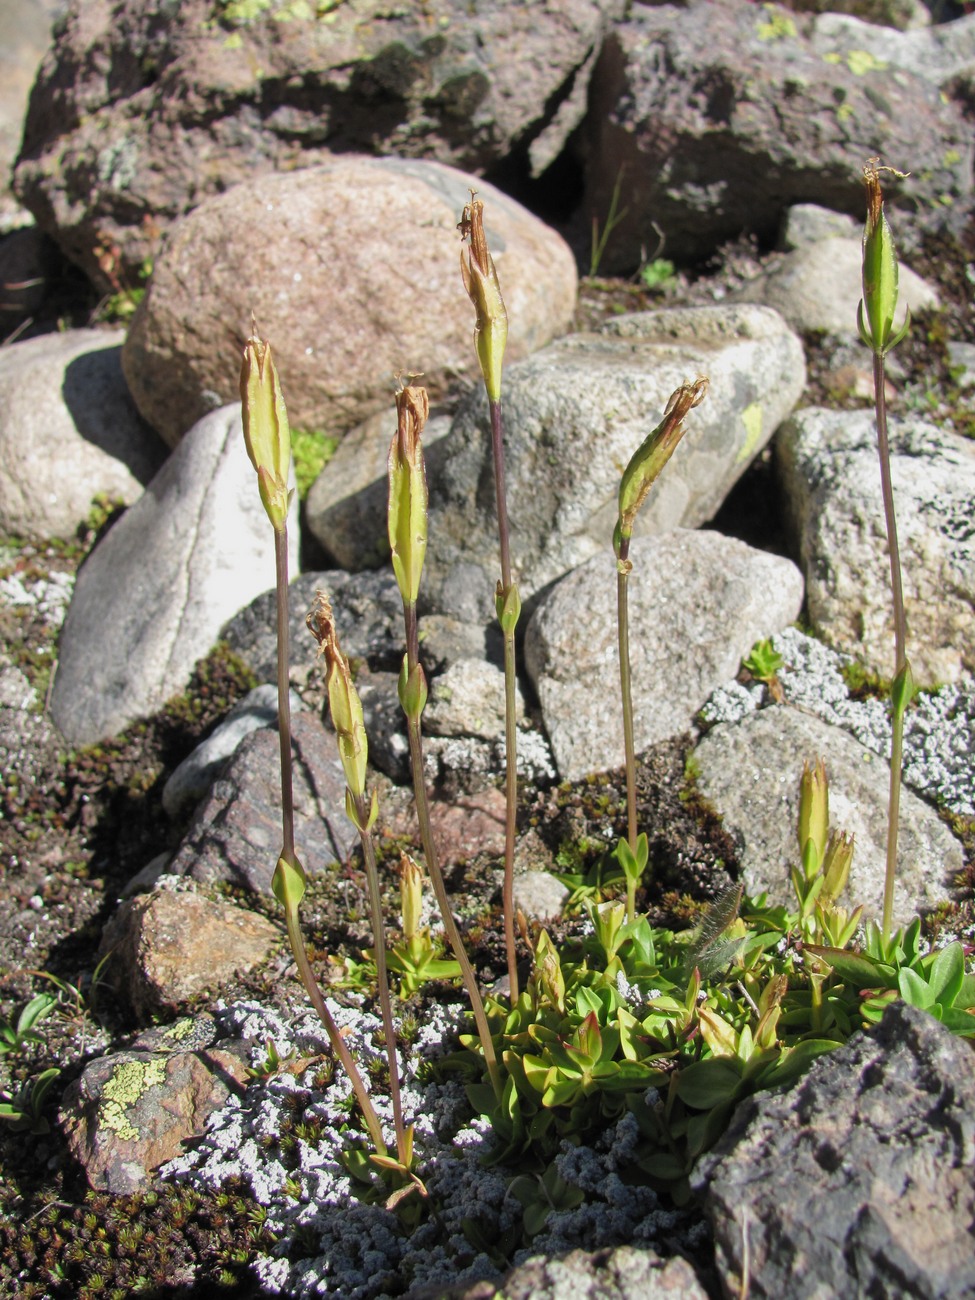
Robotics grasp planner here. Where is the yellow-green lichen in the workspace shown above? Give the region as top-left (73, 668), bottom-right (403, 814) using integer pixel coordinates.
top-left (100, 1059), bottom-right (168, 1142)
top-left (846, 49), bottom-right (887, 76)
top-left (737, 403), bottom-right (764, 464)
top-left (161, 1018), bottom-right (197, 1043)
top-left (756, 6), bottom-right (797, 41)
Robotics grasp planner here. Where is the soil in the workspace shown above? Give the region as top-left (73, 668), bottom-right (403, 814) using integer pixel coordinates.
top-left (1, 227), bottom-right (973, 1299)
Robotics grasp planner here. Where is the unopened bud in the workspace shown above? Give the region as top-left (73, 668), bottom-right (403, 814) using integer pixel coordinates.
top-left (240, 333), bottom-right (293, 532)
top-left (388, 380), bottom-right (430, 607)
top-left (459, 196), bottom-right (508, 402)
top-left (307, 591), bottom-right (368, 798)
top-left (398, 853), bottom-right (424, 942)
top-left (398, 654), bottom-right (428, 722)
top-left (858, 158), bottom-right (911, 357)
top-left (821, 830), bottom-right (855, 903)
top-left (615, 378), bottom-right (708, 560)
top-left (798, 757), bottom-right (829, 878)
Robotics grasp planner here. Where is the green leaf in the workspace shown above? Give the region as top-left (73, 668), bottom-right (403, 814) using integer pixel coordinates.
top-left (805, 946), bottom-right (897, 990)
top-left (639, 1151), bottom-right (688, 1182)
top-left (898, 966), bottom-right (934, 1010)
top-left (926, 942), bottom-right (965, 1007)
top-left (674, 1057), bottom-right (744, 1110)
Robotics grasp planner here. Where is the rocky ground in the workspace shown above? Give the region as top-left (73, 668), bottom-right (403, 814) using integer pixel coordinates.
top-left (1, 246), bottom-right (973, 1297)
top-left (1, 3), bottom-right (975, 1294)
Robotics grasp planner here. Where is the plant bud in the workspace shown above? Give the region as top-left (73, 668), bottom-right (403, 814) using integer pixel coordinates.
top-left (798, 757), bottom-right (829, 878)
top-left (307, 591), bottom-right (368, 798)
top-left (399, 853), bottom-right (424, 942)
top-left (891, 658), bottom-right (916, 715)
top-left (858, 158), bottom-right (911, 357)
top-left (615, 378), bottom-right (708, 560)
top-left (398, 654), bottom-right (428, 722)
top-left (821, 829), bottom-right (855, 904)
top-left (459, 196), bottom-right (508, 403)
top-left (590, 898), bottom-right (626, 961)
top-left (387, 381), bottom-right (430, 607)
top-left (272, 851), bottom-right (306, 912)
top-left (495, 580), bottom-right (521, 635)
top-left (240, 333), bottom-right (293, 532)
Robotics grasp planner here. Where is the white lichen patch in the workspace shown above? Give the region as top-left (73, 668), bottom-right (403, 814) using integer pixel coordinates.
top-left (160, 997), bottom-right (701, 1299)
top-left (701, 627), bottom-right (975, 816)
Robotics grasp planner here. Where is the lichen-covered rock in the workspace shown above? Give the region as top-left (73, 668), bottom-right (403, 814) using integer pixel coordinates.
top-left (60, 1017), bottom-right (250, 1194)
top-left (525, 530), bottom-right (804, 781)
top-left (584, 0), bottom-right (972, 270)
top-left (694, 1002), bottom-right (975, 1300)
top-left (406, 1244), bottom-right (709, 1299)
top-left (15, 0), bottom-right (621, 289)
top-left (777, 408), bottom-right (975, 684)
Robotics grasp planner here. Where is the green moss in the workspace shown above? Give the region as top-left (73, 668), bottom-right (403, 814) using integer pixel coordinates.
top-left (291, 428), bottom-right (338, 500)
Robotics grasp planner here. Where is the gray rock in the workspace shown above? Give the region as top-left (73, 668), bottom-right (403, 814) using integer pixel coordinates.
top-left (15, 0), bottom-right (623, 289)
top-left (584, 0), bottom-right (971, 270)
top-left (0, 0), bottom-right (59, 231)
top-left (779, 203), bottom-right (858, 250)
top-left (306, 408), bottom-right (453, 571)
top-left (812, 7), bottom-right (975, 85)
top-left (777, 407), bottom-right (975, 684)
top-left (425, 658), bottom-right (525, 741)
top-left (416, 614), bottom-right (503, 676)
top-left (162, 684), bottom-right (303, 820)
top-left (166, 711), bottom-right (356, 895)
top-left (694, 1002), bottom-right (975, 1300)
top-left (733, 237), bottom-right (938, 335)
top-left (50, 404), bottom-right (298, 745)
top-left (222, 569), bottom-right (405, 683)
top-left (948, 340), bottom-right (975, 389)
top-left (424, 305), bottom-right (806, 611)
top-left (407, 1245), bottom-right (708, 1299)
top-left (524, 530), bottom-right (804, 781)
top-left (357, 668), bottom-right (411, 785)
top-left (423, 727), bottom-right (557, 791)
top-left (513, 870), bottom-right (571, 923)
top-left (0, 329), bottom-right (166, 540)
top-left (693, 705), bottom-right (958, 924)
top-left (123, 158), bottom-right (577, 447)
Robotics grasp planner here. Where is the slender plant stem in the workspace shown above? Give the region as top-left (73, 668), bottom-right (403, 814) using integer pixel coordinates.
top-left (402, 603), bottom-right (503, 1098)
top-left (355, 801), bottom-right (408, 1166)
top-left (283, 907), bottom-right (387, 1155)
top-left (501, 633), bottom-right (519, 989)
top-left (873, 352), bottom-right (907, 940)
top-left (490, 400), bottom-right (513, 593)
top-left (616, 547), bottom-right (638, 862)
top-left (489, 397), bottom-right (520, 1001)
top-left (274, 528), bottom-right (296, 864)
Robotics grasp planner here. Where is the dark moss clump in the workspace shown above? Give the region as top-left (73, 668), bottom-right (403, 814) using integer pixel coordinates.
top-left (0, 1178), bottom-right (275, 1299)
